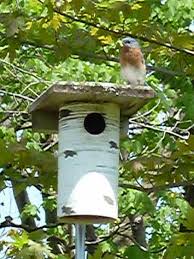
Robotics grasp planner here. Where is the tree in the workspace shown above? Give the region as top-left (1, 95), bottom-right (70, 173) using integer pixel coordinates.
top-left (0, 0), bottom-right (194, 258)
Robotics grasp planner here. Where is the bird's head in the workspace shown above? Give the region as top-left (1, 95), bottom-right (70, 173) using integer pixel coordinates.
top-left (122, 37), bottom-right (140, 48)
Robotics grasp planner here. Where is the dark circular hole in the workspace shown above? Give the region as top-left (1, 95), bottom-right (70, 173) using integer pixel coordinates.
top-left (84, 113), bottom-right (106, 135)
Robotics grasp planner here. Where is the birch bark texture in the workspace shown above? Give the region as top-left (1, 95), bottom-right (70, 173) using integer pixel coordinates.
top-left (57, 102), bottom-right (120, 223)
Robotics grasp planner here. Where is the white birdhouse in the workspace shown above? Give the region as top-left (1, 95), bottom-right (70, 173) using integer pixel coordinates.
top-left (29, 82), bottom-right (154, 224)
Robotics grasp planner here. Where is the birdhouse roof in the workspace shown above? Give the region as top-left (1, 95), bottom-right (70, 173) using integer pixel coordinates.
top-left (29, 81), bottom-right (155, 132)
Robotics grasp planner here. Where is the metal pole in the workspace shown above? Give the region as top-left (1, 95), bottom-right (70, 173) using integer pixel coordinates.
top-left (75, 224), bottom-right (86, 259)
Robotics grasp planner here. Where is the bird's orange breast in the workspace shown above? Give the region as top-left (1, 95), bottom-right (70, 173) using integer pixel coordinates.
top-left (120, 46), bottom-right (145, 69)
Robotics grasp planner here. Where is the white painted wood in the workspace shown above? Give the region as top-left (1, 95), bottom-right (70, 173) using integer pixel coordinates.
top-left (57, 103), bottom-right (120, 223)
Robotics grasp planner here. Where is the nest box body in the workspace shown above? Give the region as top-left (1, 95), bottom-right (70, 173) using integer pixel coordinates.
top-left (29, 82), bottom-right (154, 224)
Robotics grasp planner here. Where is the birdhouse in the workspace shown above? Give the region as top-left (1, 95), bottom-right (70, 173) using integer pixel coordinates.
top-left (29, 82), bottom-right (154, 224)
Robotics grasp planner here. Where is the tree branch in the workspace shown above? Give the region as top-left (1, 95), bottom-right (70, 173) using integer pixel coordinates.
top-left (146, 64), bottom-right (185, 77)
top-left (0, 59), bottom-right (49, 84)
top-left (128, 119), bottom-right (190, 140)
top-left (74, 51), bottom-right (186, 77)
top-left (0, 89), bottom-right (34, 102)
top-left (21, 38), bottom-right (189, 77)
top-left (120, 181), bottom-right (193, 193)
top-left (54, 10), bottom-right (194, 56)
top-left (0, 217), bottom-right (64, 232)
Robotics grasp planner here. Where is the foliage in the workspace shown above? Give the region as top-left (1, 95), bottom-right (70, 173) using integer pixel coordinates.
top-left (0, 0), bottom-right (194, 258)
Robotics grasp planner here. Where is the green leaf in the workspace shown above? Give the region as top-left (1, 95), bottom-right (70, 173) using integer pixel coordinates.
top-left (28, 230), bottom-right (47, 242)
top-left (124, 246), bottom-right (150, 259)
top-left (88, 246), bottom-right (103, 259)
top-left (164, 233), bottom-right (194, 259)
top-left (21, 204), bottom-right (39, 219)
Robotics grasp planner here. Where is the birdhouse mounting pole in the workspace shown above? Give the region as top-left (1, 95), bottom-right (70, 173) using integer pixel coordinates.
top-left (75, 224), bottom-right (86, 259)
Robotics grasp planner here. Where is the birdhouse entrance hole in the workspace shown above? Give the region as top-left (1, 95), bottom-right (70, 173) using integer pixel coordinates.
top-left (84, 113), bottom-right (105, 135)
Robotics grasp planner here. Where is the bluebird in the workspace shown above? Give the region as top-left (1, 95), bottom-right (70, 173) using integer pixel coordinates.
top-left (120, 37), bottom-right (146, 85)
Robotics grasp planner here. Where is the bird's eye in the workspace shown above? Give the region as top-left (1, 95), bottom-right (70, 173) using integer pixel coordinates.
top-left (125, 40), bottom-right (132, 44)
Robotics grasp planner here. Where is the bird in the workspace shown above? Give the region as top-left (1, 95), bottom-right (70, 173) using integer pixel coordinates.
top-left (120, 37), bottom-right (146, 86)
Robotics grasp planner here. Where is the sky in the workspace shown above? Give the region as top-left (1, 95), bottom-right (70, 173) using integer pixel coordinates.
top-left (0, 184), bottom-right (45, 258)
